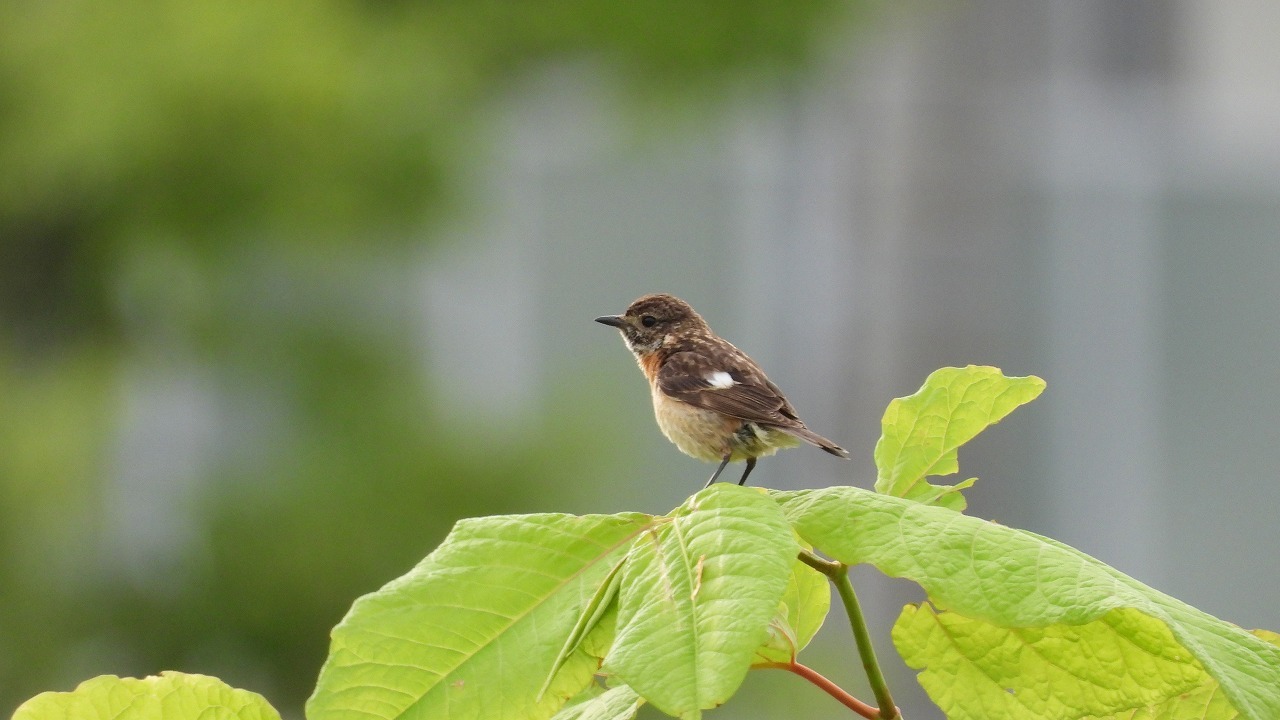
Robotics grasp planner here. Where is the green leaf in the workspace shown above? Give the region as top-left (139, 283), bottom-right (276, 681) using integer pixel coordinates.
top-left (540, 554), bottom-right (629, 701)
top-left (579, 597), bottom-right (620, 661)
top-left (897, 614), bottom-right (1280, 720)
top-left (13, 672), bottom-right (279, 720)
top-left (307, 512), bottom-right (652, 720)
top-left (1083, 632), bottom-right (1280, 720)
top-left (774, 487), bottom-right (1280, 720)
top-left (1254, 629), bottom-right (1280, 648)
top-left (875, 366), bottom-right (1045, 509)
top-left (894, 605), bottom-right (1206, 720)
top-left (603, 484), bottom-right (796, 719)
top-left (550, 685), bottom-right (643, 720)
top-left (754, 553), bottom-right (831, 663)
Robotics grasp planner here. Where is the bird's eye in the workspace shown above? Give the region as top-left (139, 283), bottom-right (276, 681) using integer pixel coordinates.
top-left (641, 315), bottom-right (658, 328)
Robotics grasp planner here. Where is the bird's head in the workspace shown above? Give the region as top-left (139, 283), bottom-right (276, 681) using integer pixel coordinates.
top-left (595, 293), bottom-right (708, 355)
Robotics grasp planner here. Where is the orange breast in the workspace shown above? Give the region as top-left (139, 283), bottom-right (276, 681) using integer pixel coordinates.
top-left (637, 351), bottom-right (663, 382)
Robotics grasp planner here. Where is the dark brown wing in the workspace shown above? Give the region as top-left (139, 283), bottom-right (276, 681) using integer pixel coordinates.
top-left (656, 351), bottom-right (803, 428)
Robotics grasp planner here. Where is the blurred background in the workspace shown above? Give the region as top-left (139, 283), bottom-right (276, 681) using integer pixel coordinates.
top-left (2, 1), bottom-right (1279, 718)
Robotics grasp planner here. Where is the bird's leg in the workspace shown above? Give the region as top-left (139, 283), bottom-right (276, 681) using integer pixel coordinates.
top-left (736, 457), bottom-right (757, 486)
top-left (705, 454), bottom-right (732, 489)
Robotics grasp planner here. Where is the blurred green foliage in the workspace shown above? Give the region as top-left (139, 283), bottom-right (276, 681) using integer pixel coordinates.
top-left (0, 0), bottom-right (855, 713)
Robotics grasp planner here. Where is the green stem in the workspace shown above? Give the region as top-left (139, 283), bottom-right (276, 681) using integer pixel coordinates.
top-left (798, 550), bottom-right (901, 720)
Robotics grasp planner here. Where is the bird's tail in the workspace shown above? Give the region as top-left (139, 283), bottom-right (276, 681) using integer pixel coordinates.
top-left (783, 425), bottom-right (850, 459)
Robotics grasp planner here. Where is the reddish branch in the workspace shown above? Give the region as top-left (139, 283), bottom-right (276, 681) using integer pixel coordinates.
top-left (755, 661), bottom-right (890, 719)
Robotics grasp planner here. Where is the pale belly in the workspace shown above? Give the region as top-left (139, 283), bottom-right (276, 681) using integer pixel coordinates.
top-left (650, 385), bottom-right (800, 462)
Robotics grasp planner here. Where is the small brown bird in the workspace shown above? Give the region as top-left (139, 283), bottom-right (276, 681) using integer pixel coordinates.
top-left (596, 293), bottom-right (848, 487)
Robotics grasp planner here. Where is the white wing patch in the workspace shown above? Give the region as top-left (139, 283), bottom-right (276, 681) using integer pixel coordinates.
top-left (707, 371), bottom-right (736, 389)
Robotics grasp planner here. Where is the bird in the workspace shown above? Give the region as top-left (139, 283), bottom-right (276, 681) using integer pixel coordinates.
top-left (595, 293), bottom-right (848, 488)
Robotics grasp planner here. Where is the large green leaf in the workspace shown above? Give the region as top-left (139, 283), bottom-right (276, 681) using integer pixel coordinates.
top-left (13, 672), bottom-right (279, 720)
top-left (895, 605), bottom-right (1205, 720)
top-left (603, 484), bottom-right (796, 719)
top-left (774, 487), bottom-right (1280, 720)
top-left (1079, 631), bottom-right (1280, 720)
top-left (307, 512), bottom-right (652, 720)
top-left (897, 619), bottom-right (1280, 720)
top-left (875, 366), bottom-right (1044, 509)
top-left (754, 553), bottom-right (831, 664)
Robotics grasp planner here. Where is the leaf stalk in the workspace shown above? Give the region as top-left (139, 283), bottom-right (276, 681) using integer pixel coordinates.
top-left (755, 661), bottom-right (879, 719)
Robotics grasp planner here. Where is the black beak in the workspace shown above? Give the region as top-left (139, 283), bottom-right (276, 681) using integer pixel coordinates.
top-left (594, 315), bottom-right (626, 328)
